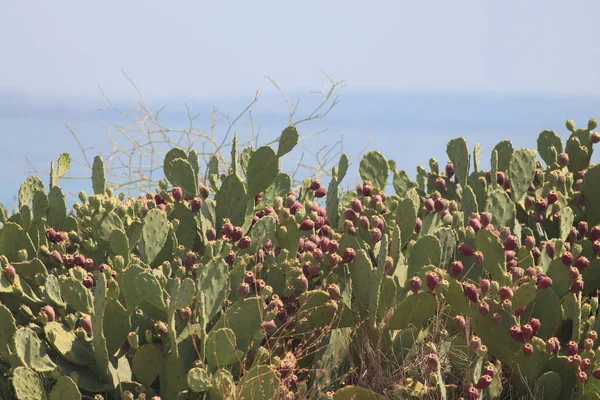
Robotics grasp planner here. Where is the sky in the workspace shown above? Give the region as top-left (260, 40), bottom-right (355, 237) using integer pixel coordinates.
top-left (1, 1), bottom-right (600, 207)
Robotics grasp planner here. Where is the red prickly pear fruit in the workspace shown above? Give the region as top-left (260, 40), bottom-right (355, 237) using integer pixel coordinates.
top-left (350, 198), bottom-right (363, 213)
top-left (327, 284), bottom-right (340, 301)
top-left (570, 279), bottom-right (584, 293)
top-left (521, 324), bottom-right (534, 340)
top-left (458, 242), bottom-right (474, 257)
top-left (546, 337), bottom-right (560, 354)
top-left (480, 212), bottom-right (492, 227)
top-left (522, 343), bottom-right (534, 356)
top-left (79, 316), bottom-right (93, 334)
top-left (50, 251), bottom-right (63, 265)
top-left (414, 217), bottom-right (422, 234)
top-left (470, 335), bottom-right (481, 350)
top-left (536, 198), bottom-right (548, 213)
top-left (63, 254), bottom-right (75, 269)
top-left (454, 315), bottom-right (466, 331)
top-left (450, 261), bottom-right (464, 278)
top-left (445, 162), bottom-right (455, 178)
top-left (423, 198), bottom-right (434, 212)
top-left (510, 326), bottom-right (523, 342)
top-left (515, 306), bottom-right (527, 318)
top-left (469, 217), bottom-right (482, 232)
top-left (222, 222), bottom-right (234, 239)
top-left (344, 209), bottom-right (358, 222)
top-left (314, 187), bottom-right (327, 198)
top-left (473, 251), bottom-right (484, 265)
top-left (499, 286), bottom-right (513, 301)
top-left (503, 235), bottom-right (518, 251)
top-left (578, 371), bottom-right (588, 383)
top-left (299, 219), bottom-right (315, 231)
top-left (476, 375), bottom-right (492, 390)
top-left (312, 248), bottom-right (324, 263)
top-left (384, 256), bottom-right (394, 273)
top-left (328, 253), bottom-right (341, 267)
top-left (425, 272), bottom-right (439, 292)
top-left (496, 171), bottom-right (505, 186)
top-left (238, 236), bottom-right (252, 249)
top-left (465, 385), bottom-right (479, 400)
top-left (492, 313), bottom-right (502, 325)
top-left (74, 255), bottom-right (86, 267)
top-left (505, 251), bottom-right (516, 262)
top-left (537, 276), bottom-right (553, 289)
top-left (231, 226), bottom-right (243, 242)
top-left (3, 265), bottom-right (16, 283)
top-left (262, 320), bottom-right (277, 335)
top-left (525, 267), bottom-right (537, 277)
top-left (244, 271), bottom-right (255, 285)
top-left (82, 276), bottom-right (94, 289)
top-left (558, 152), bottom-right (570, 167)
top-left (289, 202), bottom-right (303, 215)
top-left (370, 194), bottom-right (383, 208)
top-left (40, 305), bottom-right (55, 322)
top-left (588, 330), bottom-right (599, 342)
top-left (582, 358), bottom-right (592, 371)
top-left (529, 318), bottom-right (541, 335)
top-left (562, 252), bottom-right (574, 266)
top-left (435, 177), bottom-right (447, 192)
top-left (433, 198), bottom-right (445, 212)
top-left (479, 279), bottom-right (490, 297)
top-left (83, 258), bottom-right (95, 272)
top-left (327, 240), bottom-right (340, 254)
top-left (593, 368), bottom-right (600, 380)
top-left (184, 252), bottom-right (197, 269)
top-left (309, 179), bottom-right (321, 191)
top-left (342, 248), bottom-right (356, 264)
top-left (198, 183), bottom-right (210, 200)
top-left (483, 364), bottom-right (495, 377)
top-left (567, 340), bottom-right (578, 356)
top-left (205, 227), bottom-right (217, 241)
top-left (295, 275), bottom-right (308, 293)
top-left (180, 307), bottom-right (192, 321)
top-left (593, 240), bottom-right (600, 256)
top-left (524, 235), bottom-right (536, 250)
top-left (592, 225), bottom-right (600, 242)
top-left (547, 190), bottom-right (558, 204)
top-left (362, 181), bottom-right (373, 196)
top-left (592, 132), bottom-right (600, 144)
top-left (225, 251), bottom-right (236, 266)
top-left (425, 353), bottom-right (439, 371)
top-left (253, 279), bottom-right (266, 293)
top-left (409, 276), bottom-right (422, 294)
top-left (303, 262), bottom-right (320, 278)
top-left (545, 242), bottom-right (556, 259)
top-left (463, 283), bottom-right (479, 303)
top-left (478, 301), bottom-right (490, 316)
top-left (568, 267), bottom-right (580, 280)
top-left (171, 187), bottom-right (184, 202)
top-left (238, 283), bottom-right (250, 299)
top-left (369, 228), bottom-right (382, 243)
top-left (575, 256), bottom-right (590, 271)
top-left (45, 228), bottom-right (58, 242)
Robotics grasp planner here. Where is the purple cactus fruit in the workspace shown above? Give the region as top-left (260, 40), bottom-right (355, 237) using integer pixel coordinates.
top-left (40, 305), bottom-right (55, 322)
top-left (510, 326), bottom-right (524, 342)
top-left (463, 283), bottom-right (479, 303)
top-left (506, 259), bottom-right (518, 271)
top-left (574, 256), bottom-right (590, 271)
top-left (171, 187), bottom-right (184, 202)
top-left (503, 235), bottom-right (518, 251)
top-left (369, 228), bottom-right (382, 243)
top-left (515, 306), bottom-right (526, 318)
top-left (433, 198), bottom-right (445, 212)
top-left (592, 132), bottom-right (600, 144)
top-left (546, 190), bottom-right (558, 205)
top-left (224, 251), bottom-right (236, 266)
top-left (3, 265), bottom-right (15, 283)
top-left (567, 340), bottom-right (579, 356)
top-left (327, 283), bottom-right (340, 301)
top-left (458, 242), bottom-right (475, 257)
top-left (578, 371), bottom-right (589, 384)
top-left (414, 218), bottom-right (422, 234)
top-left (478, 301), bottom-right (490, 316)
top-left (303, 262), bottom-right (320, 278)
top-left (424, 198), bottom-right (435, 212)
top-left (329, 253), bottom-right (341, 267)
top-left (496, 171), bottom-right (505, 186)
top-left (79, 316), bottom-right (93, 334)
top-left (238, 283), bottom-right (250, 299)
top-left (295, 275), bottom-right (308, 293)
top-left (299, 219), bottom-right (315, 231)
top-left (83, 258), bottom-right (95, 272)
top-left (536, 198), bottom-right (548, 213)
top-left (231, 226), bottom-right (243, 242)
top-left (591, 226), bottom-right (600, 242)
top-left (450, 261), bottom-right (464, 278)
top-left (529, 318), bottom-right (541, 335)
top-left (45, 227), bottom-right (58, 243)
top-left (445, 162), bottom-right (455, 179)
top-left (562, 251), bottom-right (574, 266)
top-left (309, 179), bottom-right (321, 191)
top-left (558, 152), bottom-right (570, 167)
top-left (362, 181), bottom-right (373, 196)
top-left (426, 353), bottom-right (439, 371)
top-left (525, 267), bottom-right (537, 278)
top-left (465, 385), bottom-right (479, 400)
top-left (426, 272), bottom-right (439, 292)
top-left (499, 286), bottom-right (513, 301)
top-left (222, 222), bottom-right (234, 239)
top-left (454, 315), bottom-right (466, 331)
top-left (74, 255), bottom-right (86, 268)
top-left (476, 375), bottom-right (492, 390)
top-left (342, 248), bottom-right (356, 264)
top-left (409, 276), bottom-right (422, 294)
top-left (510, 267), bottom-right (524, 282)
top-left (593, 240), bottom-right (600, 256)
top-left (483, 364), bottom-right (495, 377)
top-left (537, 276), bottom-right (552, 289)
top-left (314, 187), bottom-right (327, 198)
top-left (473, 251), bottom-right (484, 265)
top-left (470, 335), bottom-right (482, 350)
top-left (522, 343), bottom-right (534, 356)
top-left (578, 220), bottom-right (589, 237)
top-left (570, 279), bottom-right (584, 294)
top-left (253, 279), bottom-right (266, 293)
top-left (492, 313), bottom-right (502, 325)
top-left (83, 276), bottom-right (94, 289)
top-left (238, 236), bottom-right (252, 250)
top-left (350, 198), bottom-right (363, 213)
top-left (532, 247), bottom-right (541, 262)
top-left (593, 368), bottom-right (600, 380)
top-left (521, 324), bottom-right (534, 340)
top-left (184, 252), bottom-right (197, 269)
top-left (435, 177), bottom-right (447, 193)
top-left (546, 337), bottom-right (559, 354)
top-left (469, 217), bottom-right (482, 232)
top-left (479, 279), bottom-right (490, 297)
top-left (585, 339), bottom-right (595, 351)
top-left (588, 330), bottom-right (599, 342)
top-left (505, 250), bottom-right (516, 262)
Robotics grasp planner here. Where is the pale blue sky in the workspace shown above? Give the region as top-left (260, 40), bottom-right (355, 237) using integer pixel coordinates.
top-left (2, 1), bottom-right (600, 100)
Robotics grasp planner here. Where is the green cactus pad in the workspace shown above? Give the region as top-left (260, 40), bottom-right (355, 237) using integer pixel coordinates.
top-left (249, 215), bottom-right (276, 252)
top-left (326, 177), bottom-right (340, 229)
top-left (472, 309), bottom-right (519, 364)
top-left (534, 371), bottom-right (562, 400)
top-left (296, 290), bottom-right (336, 331)
top-left (444, 279), bottom-right (472, 316)
top-left (91, 155), bottom-right (106, 195)
top-left (348, 249), bottom-right (374, 320)
top-left (32, 190), bottom-right (48, 222)
top-left (276, 217), bottom-right (301, 256)
top-left (19, 176), bottom-right (45, 209)
top-left (92, 211), bottom-right (124, 244)
top-left (537, 130), bottom-right (563, 167)
top-left (13, 327), bottom-right (57, 372)
top-left (332, 385), bottom-right (384, 400)
top-left (45, 322), bottom-right (93, 366)
top-left (507, 147), bottom-right (537, 202)
top-left (171, 277), bottom-right (196, 310)
top-left (277, 125), bottom-right (299, 157)
top-left (213, 297), bottom-right (265, 353)
top-left (205, 328), bottom-right (239, 371)
top-left (492, 140), bottom-right (514, 172)
top-left (511, 280), bottom-right (537, 311)
top-left (12, 366), bottom-right (47, 400)
top-left (461, 185), bottom-right (478, 226)
top-left (246, 146), bottom-right (279, 198)
top-left (60, 277), bottom-right (93, 314)
top-left (406, 235), bottom-right (441, 281)
top-left (359, 150), bottom-right (389, 190)
top-left (397, 197), bottom-right (417, 248)
top-left (104, 299), bottom-right (131, 356)
top-left (473, 142), bottom-right (482, 172)
top-left (215, 174), bottom-right (247, 231)
top-left (196, 258), bottom-right (230, 323)
top-left (335, 153), bottom-right (349, 182)
top-left (510, 337), bottom-right (549, 390)
top-left (387, 292), bottom-right (437, 330)
top-left (141, 208), bottom-right (169, 264)
top-left (0, 222), bottom-right (36, 262)
top-left (209, 369), bottom-right (236, 400)
top-left (485, 188), bottom-right (516, 231)
top-left (582, 163), bottom-right (600, 226)
top-left (166, 157), bottom-right (199, 198)
top-left (436, 227), bottom-right (457, 268)
top-left (135, 271), bottom-right (167, 310)
top-left (392, 169), bottom-right (416, 197)
top-left (237, 364), bottom-right (281, 400)
top-left (447, 137), bottom-right (470, 188)
top-left (475, 228), bottom-right (511, 285)
top-left (108, 229), bottom-right (130, 268)
top-left (524, 287), bottom-right (561, 341)
top-left (47, 186), bottom-right (67, 230)
top-left (132, 344), bottom-right (163, 387)
top-left (49, 376), bottom-right (80, 400)
top-left (0, 303), bottom-right (17, 355)
top-left (12, 258), bottom-right (48, 282)
top-left (187, 366), bottom-right (212, 393)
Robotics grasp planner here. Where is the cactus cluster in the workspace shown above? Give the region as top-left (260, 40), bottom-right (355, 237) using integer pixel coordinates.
top-left (1, 120), bottom-right (600, 399)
